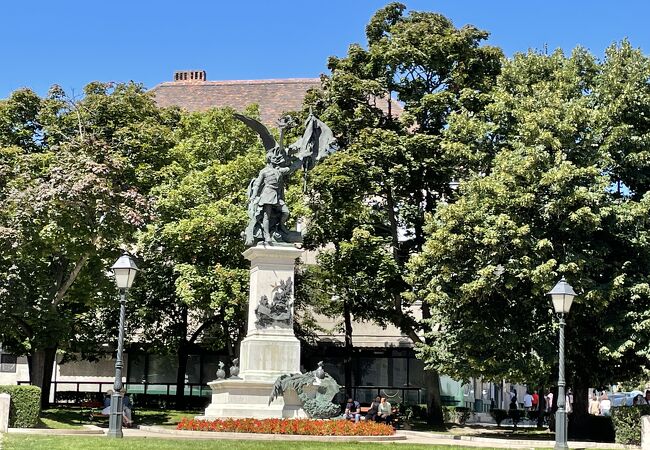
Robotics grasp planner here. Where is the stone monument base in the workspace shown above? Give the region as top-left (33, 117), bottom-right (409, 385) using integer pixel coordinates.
top-left (200, 379), bottom-right (307, 420)
top-left (238, 331), bottom-right (301, 382)
top-left (199, 243), bottom-right (304, 420)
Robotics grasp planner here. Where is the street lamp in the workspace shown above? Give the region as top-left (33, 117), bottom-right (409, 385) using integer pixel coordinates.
top-left (107, 253), bottom-right (139, 439)
top-left (548, 277), bottom-right (576, 450)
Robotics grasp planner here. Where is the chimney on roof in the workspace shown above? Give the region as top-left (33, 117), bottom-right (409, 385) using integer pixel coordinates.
top-left (173, 70), bottom-right (207, 82)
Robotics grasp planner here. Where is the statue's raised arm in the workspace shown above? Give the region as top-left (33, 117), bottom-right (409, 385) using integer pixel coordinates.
top-left (235, 112), bottom-right (337, 246)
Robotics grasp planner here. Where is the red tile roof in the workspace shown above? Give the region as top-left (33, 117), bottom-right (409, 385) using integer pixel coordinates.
top-left (150, 77), bottom-right (401, 126)
top-left (151, 78), bottom-right (320, 126)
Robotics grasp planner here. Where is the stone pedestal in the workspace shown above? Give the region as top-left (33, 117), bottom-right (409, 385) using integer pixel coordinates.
top-left (0, 393), bottom-right (9, 432)
top-left (642, 415), bottom-right (650, 450)
top-left (201, 244), bottom-right (303, 420)
top-left (202, 379), bottom-right (307, 419)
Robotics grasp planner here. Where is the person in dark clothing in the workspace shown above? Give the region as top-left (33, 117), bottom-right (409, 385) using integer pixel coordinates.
top-left (366, 396), bottom-right (381, 421)
top-left (344, 397), bottom-right (361, 422)
top-left (509, 396), bottom-right (521, 429)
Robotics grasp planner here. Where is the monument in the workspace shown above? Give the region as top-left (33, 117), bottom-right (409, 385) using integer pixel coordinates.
top-left (201, 112), bottom-right (337, 419)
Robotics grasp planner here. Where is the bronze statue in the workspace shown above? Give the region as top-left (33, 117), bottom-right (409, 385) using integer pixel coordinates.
top-left (235, 112), bottom-right (336, 246)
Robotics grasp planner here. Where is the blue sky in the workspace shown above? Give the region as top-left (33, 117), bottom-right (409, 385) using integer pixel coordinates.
top-left (2, 1), bottom-right (649, 98)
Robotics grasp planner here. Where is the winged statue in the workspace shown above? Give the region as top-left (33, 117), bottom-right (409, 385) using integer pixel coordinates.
top-left (234, 112), bottom-right (337, 246)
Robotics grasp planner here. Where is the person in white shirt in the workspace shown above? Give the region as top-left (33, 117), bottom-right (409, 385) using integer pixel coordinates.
top-left (588, 393), bottom-right (600, 415)
top-left (546, 390), bottom-right (554, 413)
top-left (377, 397), bottom-right (392, 424)
top-left (523, 391), bottom-right (533, 411)
top-left (599, 392), bottom-right (611, 416)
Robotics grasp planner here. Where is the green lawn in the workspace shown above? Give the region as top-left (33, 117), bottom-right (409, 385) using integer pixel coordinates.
top-left (3, 435), bottom-right (506, 450)
top-left (37, 407), bottom-right (197, 429)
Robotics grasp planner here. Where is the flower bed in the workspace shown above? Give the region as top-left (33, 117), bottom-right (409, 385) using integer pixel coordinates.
top-left (177, 417), bottom-right (395, 436)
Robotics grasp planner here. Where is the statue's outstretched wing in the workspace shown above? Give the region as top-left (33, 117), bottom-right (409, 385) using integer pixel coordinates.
top-left (234, 113), bottom-right (277, 151)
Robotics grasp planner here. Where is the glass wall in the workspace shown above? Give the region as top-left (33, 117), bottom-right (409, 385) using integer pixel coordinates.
top-left (127, 352), bottom-right (231, 387)
top-left (302, 347), bottom-right (425, 405)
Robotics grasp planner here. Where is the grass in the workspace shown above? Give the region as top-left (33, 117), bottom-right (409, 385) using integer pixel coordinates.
top-left (36, 407), bottom-right (197, 429)
top-left (37, 408), bottom-right (86, 429)
top-left (3, 435), bottom-right (509, 450)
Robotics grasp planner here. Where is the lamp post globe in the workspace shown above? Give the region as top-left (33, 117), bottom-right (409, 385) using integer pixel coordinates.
top-left (548, 278), bottom-right (576, 315)
top-left (547, 277), bottom-right (576, 450)
top-left (107, 253), bottom-right (138, 439)
top-left (111, 253), bottom-right (139, 289)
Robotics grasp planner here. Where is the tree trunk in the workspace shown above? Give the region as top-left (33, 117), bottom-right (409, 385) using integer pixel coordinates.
top-left (343, 297), bottom-right (354, 398)
top-left (571, 384), bottom-right (588, 418)
top-left (537, 385), bottom-right (546, 428)
top-left (174, 307), bottom-right (189, 410)
top-left (175, 341), bottom-right (189, 410)
top-left (424, 369), bottom-right (444, 426)
top-left (28, 346), bottom-right (57, 409)
top-left (421, 296), bottom-right (444, 426)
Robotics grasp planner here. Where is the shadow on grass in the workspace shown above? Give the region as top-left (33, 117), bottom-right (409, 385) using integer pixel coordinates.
top-left (38, 407), bottom-right (197, 429)
top-left (407, 421), bottom-right (554, 441)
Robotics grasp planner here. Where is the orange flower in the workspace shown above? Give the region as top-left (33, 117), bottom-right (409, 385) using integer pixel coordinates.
top-left (176, 418), bottom-right (394, 436)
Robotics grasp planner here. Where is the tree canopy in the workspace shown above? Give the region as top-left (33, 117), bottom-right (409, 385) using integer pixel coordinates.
top-left (409, 42), bottom-right (650, 395)
top-left (0, 82), bottom-right (177, 406)
top-left (299, 2), bottom-right (503, 423)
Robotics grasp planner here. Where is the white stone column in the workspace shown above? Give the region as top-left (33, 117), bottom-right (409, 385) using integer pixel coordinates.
top-left (202, 243), bottom-right (305, 419)
top-left (642, 415), bottom-right (650, 450)
top-left (238, 244), bottom-right (303, 382)
top-left (0, 393), bottom-right (10, 432)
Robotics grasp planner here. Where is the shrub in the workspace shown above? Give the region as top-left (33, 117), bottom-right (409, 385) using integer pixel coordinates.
top-left (508, 409), bottom-right (521, 426)
top-left (0, 385), bottom-right (41, 428)
top-left (489, 408), bottom-right (508, 426)
top-left (442, 405), bottom-right (455, 423)
top-left (527, 410), bottom-right (539, 422)
top-left (611, 405), bottom-right (650, 445)
top-left (411, 404), bottom-right (428, 421)
top-left (454, 406), bottom-right (471, 425)
top-left (177, 418), bottom-right (395, 436)
top-left (568, 414), bottom-right (614, 442)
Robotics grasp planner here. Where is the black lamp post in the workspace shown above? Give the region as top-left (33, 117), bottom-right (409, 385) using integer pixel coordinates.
top-left (547, 277), bottom-right (576, 450)
top-left (107, 253), bottom-right (139, 439)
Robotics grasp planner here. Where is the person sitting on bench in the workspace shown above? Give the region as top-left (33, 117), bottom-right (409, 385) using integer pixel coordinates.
top-left (101, 390), bottom-right (112, 415)
top-left (377, 397), bottom-right (392, 424)
top-left (366, 396), bottom-right (381, 422)
top-left (121, 389), bottom-right (134, 427)
top-left (101, 389), bottom-right (133, 427)
top-left (344, 397), bottom-right (361, 422)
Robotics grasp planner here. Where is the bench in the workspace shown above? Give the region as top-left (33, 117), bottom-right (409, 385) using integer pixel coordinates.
top-left (80, 400), bottom-right (108, 423)
top-left (346, 405), bottom-right (400, 428)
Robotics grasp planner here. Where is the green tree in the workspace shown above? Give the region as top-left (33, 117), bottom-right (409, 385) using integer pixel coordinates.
top-left (409, 44), bottom-right (650, 416)
top-left (302, 3), bottom-right (502, 424)
top-left (129, 106), bottom-right (265, 407)
top-left (296, 229), bottom-right (399, 395)
top-left (0, 82), bottom-right (176, 407)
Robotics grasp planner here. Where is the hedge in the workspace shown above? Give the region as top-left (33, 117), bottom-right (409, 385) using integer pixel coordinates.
top-left (442, 406), bottom-right (472, 424)
top-left (611, 405), bottom-right (650, 445)
top-left (568, 414), bottom-right (615, 442)
top-left (0, 385), bottom-right (41, 428)
top-left (489, 408), bottom-right (508, 426)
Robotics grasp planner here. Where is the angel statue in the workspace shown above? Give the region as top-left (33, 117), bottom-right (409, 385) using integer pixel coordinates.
top-left (235, 111), bottom-right (337, 246)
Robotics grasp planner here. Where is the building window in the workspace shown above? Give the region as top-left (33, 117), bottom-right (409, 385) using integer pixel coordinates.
top-left (0, 354), bottom-right (17, 373)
